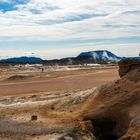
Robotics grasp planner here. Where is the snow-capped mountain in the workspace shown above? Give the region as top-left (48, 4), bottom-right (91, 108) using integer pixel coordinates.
top-left (78, 50), bottom-right (121, 62)
top-left (43, 50), bottom-right (122, 65)
top-left (0, 50), bottom-right (122, 64)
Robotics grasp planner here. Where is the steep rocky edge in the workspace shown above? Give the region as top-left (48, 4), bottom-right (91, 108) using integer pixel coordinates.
top-left (76, 58), bottom-right (140, 140)
top-left (119, 58), bottom-right (140, 77)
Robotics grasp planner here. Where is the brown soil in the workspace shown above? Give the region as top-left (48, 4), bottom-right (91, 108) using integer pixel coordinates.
top-left (0, 67), bottom-right (118, 96)
top-left (0, 61), bottom-right (139, 140)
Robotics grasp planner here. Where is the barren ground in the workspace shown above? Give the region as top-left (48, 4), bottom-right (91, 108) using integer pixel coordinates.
top-left (0, 66), bottom-right (120, 140)
top-left (0, 67), bottom-right (119, 97)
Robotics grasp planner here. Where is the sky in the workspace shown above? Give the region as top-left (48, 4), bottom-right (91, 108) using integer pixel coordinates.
top-left (0, 0), bottom-right (140, 59)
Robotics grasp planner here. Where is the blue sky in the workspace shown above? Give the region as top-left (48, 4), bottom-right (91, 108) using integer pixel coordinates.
top-left (0, 0), bottom-right (140, 59)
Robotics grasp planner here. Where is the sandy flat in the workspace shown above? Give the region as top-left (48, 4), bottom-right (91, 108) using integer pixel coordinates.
top-left (0, 67), bottom-right (119, 96)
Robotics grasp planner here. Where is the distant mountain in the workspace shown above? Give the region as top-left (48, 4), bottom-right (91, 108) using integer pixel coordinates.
top-left (44, 50), bottom-right (122, 65)
top-left (0, 56), bottom-right (43, 63)
top-left (126, 57), bottom-right (140, 60)
top-left (77, 50), bottom-right (121, 63)
top-left (0, 50), bottom-right (127, 65)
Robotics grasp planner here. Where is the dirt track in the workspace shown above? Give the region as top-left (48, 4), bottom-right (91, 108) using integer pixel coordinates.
top-left (0, 68), bottom-right (119, 96)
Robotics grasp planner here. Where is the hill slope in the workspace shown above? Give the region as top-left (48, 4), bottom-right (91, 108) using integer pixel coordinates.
top-left (77, 50), bottom-right (121, 63)
top-left (44, 50), bottom-right (122, 65)
top-left (0, 56), bottom-right (43, 63)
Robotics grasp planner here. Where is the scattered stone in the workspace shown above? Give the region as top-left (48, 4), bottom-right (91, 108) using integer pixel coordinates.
top-left (31, 95), bottom-right (37, 98)
top-left (8, 75), bottom-right (33, 80)
top-left (51, 106), bottom-right (55, 110)
top-left (31, 115), bottom-right (38, 121)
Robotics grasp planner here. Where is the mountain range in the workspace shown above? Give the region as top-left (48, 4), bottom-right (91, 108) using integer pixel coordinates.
top-left (45, 50), bottom-right (121, 65)
top-left (0, 50), bottom-right (138, 65)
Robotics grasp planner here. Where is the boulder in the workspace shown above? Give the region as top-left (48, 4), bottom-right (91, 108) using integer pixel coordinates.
top-left (31, 115), bottom-right (38, 121)
top-left (118, 58), bottom-right (140, 77)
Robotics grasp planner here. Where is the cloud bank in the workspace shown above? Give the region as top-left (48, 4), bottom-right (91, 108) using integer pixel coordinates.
top-left (0, 0), bottom-right (140, 58)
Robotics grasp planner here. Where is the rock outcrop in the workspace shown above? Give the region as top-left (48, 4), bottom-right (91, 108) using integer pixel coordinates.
top-left (77, 58), bottom-right (140, 140)
top-left (118, 58), bottom-right (140, 77)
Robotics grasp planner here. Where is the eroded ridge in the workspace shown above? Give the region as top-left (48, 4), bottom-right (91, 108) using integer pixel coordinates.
top-left (78, 58), bottom-right (140, 140)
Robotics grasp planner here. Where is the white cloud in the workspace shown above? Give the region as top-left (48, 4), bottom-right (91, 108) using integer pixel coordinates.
top-left (0, 0), bottom-right (12, 3)
top-left (0, 0), bottom-right (140, 53)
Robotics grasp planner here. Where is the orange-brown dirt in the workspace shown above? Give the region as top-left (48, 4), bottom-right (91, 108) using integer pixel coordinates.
top-left (76, 59), bottom-right (140, 140)
top-left (0, 61), bottom-right (139, 140)
top-left (0, 67), bottom-right (118, 96)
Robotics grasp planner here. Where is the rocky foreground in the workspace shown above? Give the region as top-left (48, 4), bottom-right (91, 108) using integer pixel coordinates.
top-left (0, 58), bottom-right (139, 140)
top-left (78, 58), bottom-right (140, 140)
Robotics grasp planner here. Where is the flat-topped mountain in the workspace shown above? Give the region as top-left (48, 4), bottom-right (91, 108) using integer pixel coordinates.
top-left (45, 50), bottom-right (122, 65)
top-left (76, 50), bottom-right (121, 64)
top-left (78, 50), bottom-right (121, 61)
